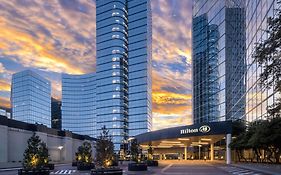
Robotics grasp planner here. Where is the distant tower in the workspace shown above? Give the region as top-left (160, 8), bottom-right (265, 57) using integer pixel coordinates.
top-left (11, 70), bottom-right (51, 127)
top-left (61, 73), bottom-right (96, 137)
top-left (51, 98), bottom-right (62, 130)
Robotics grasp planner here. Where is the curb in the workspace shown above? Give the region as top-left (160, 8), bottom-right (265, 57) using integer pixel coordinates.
top-left (0, 167), bottom-right (21, 172)
top-left (232, 164), bottom-right (281, 175)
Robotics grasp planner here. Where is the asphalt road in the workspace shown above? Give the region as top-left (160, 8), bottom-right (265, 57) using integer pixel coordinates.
top-left (0, 161), bottom-right (271, 175)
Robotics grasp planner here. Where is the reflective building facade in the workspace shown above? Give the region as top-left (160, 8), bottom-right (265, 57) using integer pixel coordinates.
top-left (193, 0), bottom-right (281, 123)
top-left (61, 73), bottom-right (96, 137)
top-left (96, 0), bottom-right (129, 149)
top-left (192, 0), bottom-right (246, 123)
top-left (96, 0), bottom-right (152, 149)
top-left (244, 0), bottom-right (280, 122)
top-left (51, 98), bottom-right (62, 130)
top-left (128, 0), bottom-right (152, 137)
top-left (11, 70), bottom-right (51, 127)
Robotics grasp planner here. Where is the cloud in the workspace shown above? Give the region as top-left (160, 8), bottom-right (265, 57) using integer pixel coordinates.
top-left (0, 0), bottom-right (96, 74)
top-left (0, 0), bottom-right (194, 130)
top-left (150, 0), bottom-right (193, 129)
top-left (0, 96), bottom-right (10, 108)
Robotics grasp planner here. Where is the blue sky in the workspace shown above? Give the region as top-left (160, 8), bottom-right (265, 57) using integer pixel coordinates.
top-left (0, 0), bottom-right (193, 130)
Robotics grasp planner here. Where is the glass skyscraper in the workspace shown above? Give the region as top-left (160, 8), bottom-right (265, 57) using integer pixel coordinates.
top-left (96, 0), bottom-right (129, 149)
top-left (243, 0), bottom-right (280, 122)
top-left (193, 0), bottom-right (281, 123)
top-left (128, 0), bottom-right (152, 137)
top-left (192, 0), bottom-right (246, 123)
top-left (61, 73), bottom-right (96, 137)
top-left (96, 0), bottom-right (152, 149)
top-left (11, 70), bottom-right (51, 127)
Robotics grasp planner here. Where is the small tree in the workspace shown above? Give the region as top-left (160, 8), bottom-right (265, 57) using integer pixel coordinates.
top-left (94, 126), bottom-right (114, 168)
top-left (76, 142), bottom-right (93, 164)
top-left (230, 120), bottom-right (247, 162)
top-left (22, 133), bottom-right (49, 170)
top-left (130, 139), bottom-right (141, 162)
top-left (147, 144), bottom-right (153, 160)
top-left (254, 0), bottom-right (281, 118)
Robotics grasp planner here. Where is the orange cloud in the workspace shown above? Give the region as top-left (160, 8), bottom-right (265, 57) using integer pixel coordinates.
top-left (0, 21), bottom-right (85, 74)
top-left (0, 80), bottom-right (10, 91)
top-left (0, 96), bottom-right (10, 108)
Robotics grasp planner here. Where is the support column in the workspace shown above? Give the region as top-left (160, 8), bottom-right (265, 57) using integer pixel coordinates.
top-left (210, 143), bottom-right (214, 161)
top-left (198, 145), bottom-right (201, 160)
top-left (226, 133), bottom-right (232, 164)
top-left (184, 146), bottom-right (187, 160)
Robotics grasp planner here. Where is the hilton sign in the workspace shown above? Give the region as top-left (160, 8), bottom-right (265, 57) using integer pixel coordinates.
top-left (180, 125), bottom-right (211, 134)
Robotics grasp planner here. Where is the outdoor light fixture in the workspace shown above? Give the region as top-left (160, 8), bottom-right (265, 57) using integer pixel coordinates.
top-left (161, 141), bottom-right (181, 144)
top-left (58, 146), bottom-right (63, 150)
top-left (200, 138), bottom-right (212, 141)
top-left (178, 138), bottom-right (190, 141)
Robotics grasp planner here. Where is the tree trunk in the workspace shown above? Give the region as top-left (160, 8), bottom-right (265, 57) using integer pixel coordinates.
top-left (275, 151), bottom-right (280, 164)
top-left (254, 149), bottom-right (259, 163)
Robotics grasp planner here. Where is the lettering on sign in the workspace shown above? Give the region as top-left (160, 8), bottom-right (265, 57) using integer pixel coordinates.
top-left (180, 125), bottom-right (211, 135)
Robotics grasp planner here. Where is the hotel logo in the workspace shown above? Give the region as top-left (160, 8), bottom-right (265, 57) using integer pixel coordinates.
top-left (180, 125), bottom-right (211, 135)
top-left (199, 125), bottom-right (211, 133)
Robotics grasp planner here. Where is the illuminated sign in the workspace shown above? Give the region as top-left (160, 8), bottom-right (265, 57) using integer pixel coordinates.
top-left (180, 125), bottom-right (211, 134)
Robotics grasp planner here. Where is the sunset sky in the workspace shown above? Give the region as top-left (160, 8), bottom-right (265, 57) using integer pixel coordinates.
top-left (0, 0), bottom-right (193, 130)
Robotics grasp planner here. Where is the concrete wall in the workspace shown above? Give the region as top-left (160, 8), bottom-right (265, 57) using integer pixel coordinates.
top-left (0, 125), bottom-right (93, 163)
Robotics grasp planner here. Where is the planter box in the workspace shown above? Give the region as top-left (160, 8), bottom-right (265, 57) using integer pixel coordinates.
top-left (18, 169), bottom-right (50, 175)
top-left (77, 163), bottom-right (95, 171)
top-left (91, 168), bottom-right (123, 175)
top-left (146, 160), bottom-right (158, 167)
top-left (45, 163), bottom-right (54, 170)
top-left (128, 163), bottom-right (147, 171)
top-left (72, 162), bottom-right (77, 166)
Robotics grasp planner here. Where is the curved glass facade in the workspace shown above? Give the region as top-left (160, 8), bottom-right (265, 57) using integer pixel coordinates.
top-left (61, 73), bottom-right (96, 137)
top-left (96, 0), bottom-right (129, 149)
top-left (11, 70), bottom-right (51, 127)
top-left (128, 0), bottom-right (152, 136)
top-left (96, 0), bottom-right (152, 149)
top-left (192, 0), bottom-right (246, 123)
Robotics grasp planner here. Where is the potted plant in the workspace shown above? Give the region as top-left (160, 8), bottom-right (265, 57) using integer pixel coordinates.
top-left (76, 142), bottom-right (95, 171)
top-left (145, 144), bottom-right (158, 167)
top-left (128, 139), bottom-right (147, 171)
top-left (18, 133), bottom-right (50, 175)
top-left (91, 126), bottom-right (123, 175)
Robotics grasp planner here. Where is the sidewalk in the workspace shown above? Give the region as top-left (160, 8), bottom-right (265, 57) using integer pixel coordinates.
top-left (233, 163), bottom-right (281, 175)
top-left (0, 162), bottom-right (21, 172)
top-left (0, 162), bottom-right (71, 171)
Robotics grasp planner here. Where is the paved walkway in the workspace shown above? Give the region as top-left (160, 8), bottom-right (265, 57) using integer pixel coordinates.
top-left (233, 163), bottom-right (281, 175)
top-left (1, 161), bottom-right (280, 175)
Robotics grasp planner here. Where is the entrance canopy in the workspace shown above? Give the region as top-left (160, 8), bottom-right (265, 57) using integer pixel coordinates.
top-left (135, 121), bottom-right (232, 148)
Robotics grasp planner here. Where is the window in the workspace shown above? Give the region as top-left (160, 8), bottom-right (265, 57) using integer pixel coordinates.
top-left (112, 50), bottom-right (120, 54)
top-left (112, 79), bottom-right (120, 83)
top-left (112, 27), bottom-right (119, 31)
top-left (112, 12), bottom-right (120, 16)
top-left (112, 35), bottom-right (119, 39)
top-left (112, 72), bottom-right (120, 76)
top-left (112, 64), bottom-right (120, 69)
top-left (112, 57), bottom-right (120, 61)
